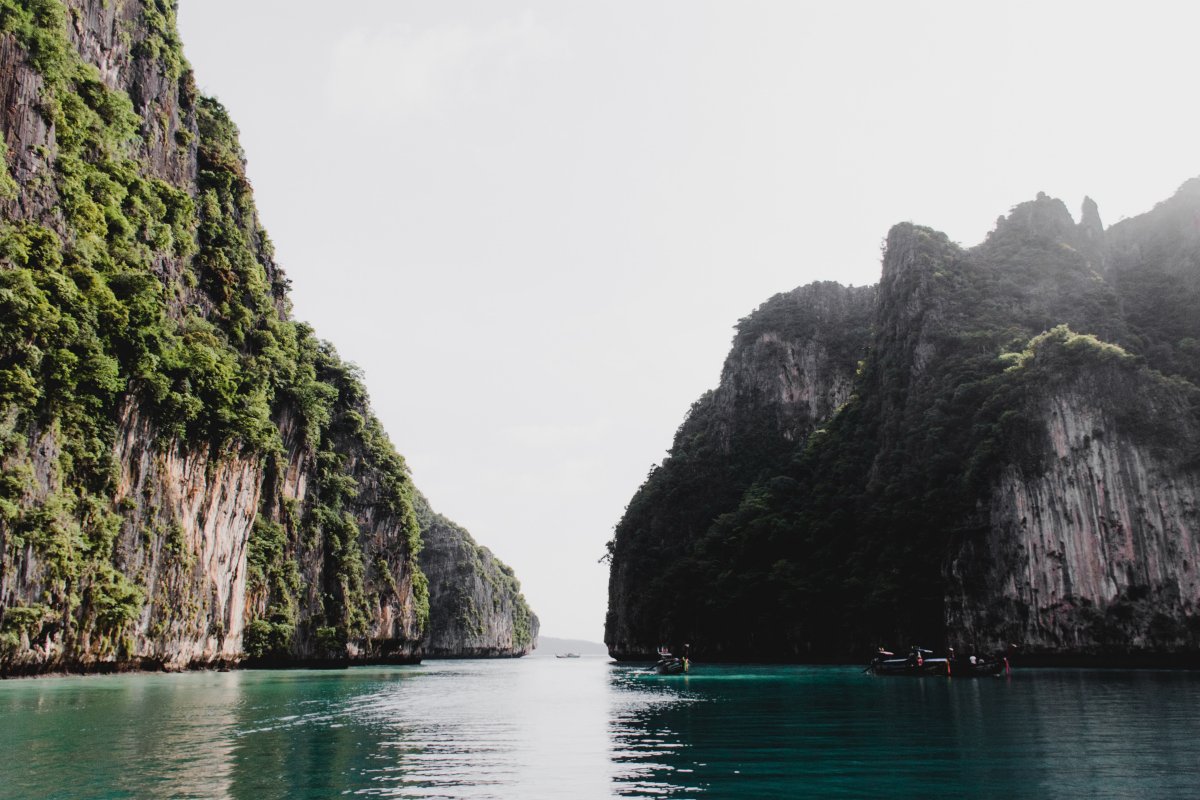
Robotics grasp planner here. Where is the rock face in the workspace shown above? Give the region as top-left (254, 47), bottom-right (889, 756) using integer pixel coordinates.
top-left (945, 183), bottom-right (1200, 659)
top-left (415, 493), bottom-right (538, 658)
top-left (0, 0), bottom-right (534, 674)
top-left (605, 282), bottom-right (877, 659)
top-left (712, 282), bottom-right (877, 450)
top-left (947, 366), bottom-right (1200, 656)
top-left (606, 180), bottom-right (1200, 663)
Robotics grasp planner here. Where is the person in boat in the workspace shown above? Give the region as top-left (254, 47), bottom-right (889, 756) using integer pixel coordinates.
top-left (907, 646), bottom-right (924, 667)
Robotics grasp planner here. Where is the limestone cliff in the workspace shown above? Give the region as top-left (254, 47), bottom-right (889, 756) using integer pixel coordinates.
top-left (945, 183), bottom-right (1200, 659)
top-left (605, 282), bottom-right (876, 659)
top-left (415, 493), bottom-right (537, 658)
top-left (947, 354), bottom-right (1200, 656)
top-left (606, 180), bottom-right (1200, 662)
top-left (0, 0), bottom-right (534, 674)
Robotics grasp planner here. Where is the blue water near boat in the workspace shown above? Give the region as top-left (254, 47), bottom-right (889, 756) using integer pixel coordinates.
top-left (1, 658), bottom-right (1198, 798)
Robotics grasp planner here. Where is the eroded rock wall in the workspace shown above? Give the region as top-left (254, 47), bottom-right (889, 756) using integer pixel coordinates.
top-left (415, 493), bottom-right (537, 658)
top-left (947, 366), bottom-right (1200, 656)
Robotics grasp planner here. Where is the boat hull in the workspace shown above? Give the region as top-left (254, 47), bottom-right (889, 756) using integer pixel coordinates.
top-left (654, 657), bottom-right (688, 675)
top-left (868, 656), bottom-right (1008, 677)
top-left (869, 657), bottom-right (950, 676)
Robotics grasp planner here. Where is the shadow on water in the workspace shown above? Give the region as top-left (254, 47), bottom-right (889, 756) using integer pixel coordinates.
top-left (605, 664), bottom-right (1200, 799)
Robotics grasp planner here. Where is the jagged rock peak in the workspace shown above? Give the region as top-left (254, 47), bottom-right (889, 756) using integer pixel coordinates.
top-left (1080, 196), bottom-right (1104, 238)
top-left (991, 192), bottom-right (1078, 243)
top-left (879, 222), bottom-right (955, 284)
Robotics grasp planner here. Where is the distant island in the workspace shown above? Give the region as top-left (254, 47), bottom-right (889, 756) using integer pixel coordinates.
top-left (533, 636), bottom-right (610, 657)
top-left (607, 182), bottom-right (1200, 665)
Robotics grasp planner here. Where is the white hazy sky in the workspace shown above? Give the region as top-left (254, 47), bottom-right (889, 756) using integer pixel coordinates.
top-left (177, 1), bottom-right (1198, 642)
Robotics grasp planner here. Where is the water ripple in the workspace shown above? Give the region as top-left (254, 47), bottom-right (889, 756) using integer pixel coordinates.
top-left (3, 662), bottom-right (1200, 798)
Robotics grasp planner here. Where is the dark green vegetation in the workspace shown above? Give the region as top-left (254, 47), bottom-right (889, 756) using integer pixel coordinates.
top-left (0, 0), bottom-right (519, 668)
top-left (606, 187), bottom-right (1200, 661)
top-left (241, 340), bottom-right (427, 661)
top-left (1107, 181), bottom-right (1200, 386)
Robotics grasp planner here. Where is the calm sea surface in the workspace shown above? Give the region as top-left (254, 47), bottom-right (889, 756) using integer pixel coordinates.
top-left (1, 657), bottom-right (1198, 799)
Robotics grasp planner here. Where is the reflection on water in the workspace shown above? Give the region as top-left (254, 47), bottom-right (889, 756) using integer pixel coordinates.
top-left (606, 665), bottom-right (1200, 798)
top-left (2, 660), bottom-right (1200, 799)
top-left (607, 668), bottom-right (701, 797)
top-left (0, 670), bottom-right (244, 799)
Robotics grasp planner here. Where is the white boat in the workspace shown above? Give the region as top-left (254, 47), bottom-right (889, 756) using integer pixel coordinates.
top-left (556, 653), bottom-right (581, 658)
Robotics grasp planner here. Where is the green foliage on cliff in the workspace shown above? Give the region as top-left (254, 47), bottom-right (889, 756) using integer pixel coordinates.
top-left (511, 589), bottom-right (535, 651)
top-left (88, 564), bottom-right (145, 632)
top-left (243, 338), bottom-right (430, 657)
top-left (412, 567), bottom-right (430, 634)
top-left (246, 515), bottom-right (300, 653)
top-left (134, 0), bottom-right (186, 81)
top-left (242, 617), bottom-right (292, 660)
top-left (0, 139), bottom-right (17, 200)
top-left (0, 0), bottom-right (71, 82)
top-left (487, 559), bottom-right (535, 650)
top-left (0, 0), bottom-right (431, 666)
top-left (1002, 325), bottom-right (1131, 373)
top-left (0, 0), bottom-right (201, 646)
top-left (308, 353), bottom-right (424, 641)
top-left (0, 602), bottom-right (50, 653)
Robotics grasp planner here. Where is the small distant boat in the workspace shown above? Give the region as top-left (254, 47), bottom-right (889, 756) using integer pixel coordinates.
top-left (652, 644), bottom-right (690, 675)
top-left (867, 646), bottom-right (1010, 677)
top-left (556, 653), bottom-right (580, 659)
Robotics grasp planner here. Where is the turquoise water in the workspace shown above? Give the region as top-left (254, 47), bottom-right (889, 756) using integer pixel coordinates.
top-left (2, 658), bottom-right (1199, 798)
